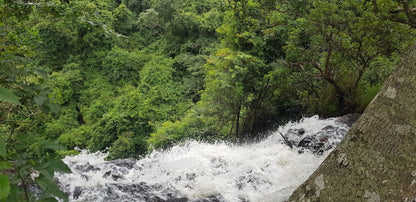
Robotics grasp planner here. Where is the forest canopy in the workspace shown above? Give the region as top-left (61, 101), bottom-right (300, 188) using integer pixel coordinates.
top-left (1, 0), bottom-right (416, 200)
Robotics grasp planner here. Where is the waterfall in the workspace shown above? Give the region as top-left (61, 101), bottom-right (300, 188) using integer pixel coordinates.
top-left (56, 115), bottom-right (355, 202)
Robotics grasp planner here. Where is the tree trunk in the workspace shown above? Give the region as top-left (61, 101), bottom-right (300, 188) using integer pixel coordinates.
top-left (289, 44), bottom-right (416, 201)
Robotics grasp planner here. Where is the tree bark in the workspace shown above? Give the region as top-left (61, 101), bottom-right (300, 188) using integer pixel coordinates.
top-left (289, 44), bottom-right (416, 201)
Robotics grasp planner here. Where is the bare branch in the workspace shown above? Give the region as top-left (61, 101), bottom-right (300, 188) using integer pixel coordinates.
top-left (392, 7), bottom-right (416, 13)
top-left (285, 61), bottom-right (323, 78)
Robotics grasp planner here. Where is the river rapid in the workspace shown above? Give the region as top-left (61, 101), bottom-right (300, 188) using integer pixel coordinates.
top-left (55, 115), bottom-right (355, 202)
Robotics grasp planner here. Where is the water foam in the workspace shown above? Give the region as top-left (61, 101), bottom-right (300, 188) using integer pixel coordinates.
top-left (56, 115), bottom-right (351, 202)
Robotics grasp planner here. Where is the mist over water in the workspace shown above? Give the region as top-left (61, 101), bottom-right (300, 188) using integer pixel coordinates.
top-left (56, 116), bottom-right (351, 202)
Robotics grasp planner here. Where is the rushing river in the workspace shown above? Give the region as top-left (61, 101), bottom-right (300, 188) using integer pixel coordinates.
top-left (56, 115), bottom-right (356, 202)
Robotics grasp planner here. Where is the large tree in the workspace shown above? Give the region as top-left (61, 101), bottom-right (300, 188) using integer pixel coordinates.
top-left (289, 43), bottom-right (416, 200)
top-left (285, 0), bottom-right (414, 114)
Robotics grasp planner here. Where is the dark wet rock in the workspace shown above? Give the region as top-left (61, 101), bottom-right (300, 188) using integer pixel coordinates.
top-left (111, 173), bottom-right (123, 181)
top-left (81, 174), bottom-right (89, 181)
top-left (103, 169), bottom-right (125, 181)
top-left (103, 171), bottom-right (111, 178)
top-left (54, 177), bottom-right (60, 184)
top-left (101, 182), bottom-right (171, 201)
top-left (297, 136), bottom-right (315, 148)
top-left (319, 136), bottom-right (328, 143)
top-left (106, 186), bottom-right (115, 196)
top-left (142, 196), bottom-right (192, 202)
top-left (73, 186), bottom-right (82, 199)
top-left (286, 128), bottom-right (305, 136)
top-left (335, 113), bottom-right (361, 127)
top-left (297, 135), bottom-right (333, 154)
top-left (236, 170), bottom-right (272, 191)
top-left (321, 125), bottom-right (335, 130)
top-left (27, 183), bottom-right (42, 196)
top-left (147, 195), bottom-right (166, 202)
top-left (192, 195), bottom-right (224, 202)
top-left (210, 157), bottom-right (227, 168)
top-left (110, 158), bottom-right (137, 169)
top-left (167, 198), bottom-right (189, 202)
top-left (282, 114), bottom-right (359, 154)
top-left (116, 182), bottom-right (151, 194)
top-left (75, 162), bottom-right (100, 172)
top-left (186, 173), bottom-right (196, 181)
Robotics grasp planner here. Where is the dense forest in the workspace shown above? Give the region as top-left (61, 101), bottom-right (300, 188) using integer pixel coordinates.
top-left (1, 0), bottom-right (416, 200)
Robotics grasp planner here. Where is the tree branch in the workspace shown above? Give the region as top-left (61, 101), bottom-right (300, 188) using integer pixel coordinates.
top-left (391, 6), bottom-right (416, 13)
top-left (285, 61), bottom-right (322, 78)
top-left (387, 1), bottom-right (416, 28)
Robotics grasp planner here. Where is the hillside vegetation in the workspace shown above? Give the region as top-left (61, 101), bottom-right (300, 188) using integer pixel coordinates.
top-left (1, 0), bottom-right (416, 200)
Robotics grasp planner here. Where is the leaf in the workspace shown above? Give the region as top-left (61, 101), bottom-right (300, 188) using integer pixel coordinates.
top-left (39, 196), bottom-right (59, 202)
top-left (48, 101), bottom-right (60, 114)
top-left (38, 100), bottom-right (60, 114)
top-left (7, 185), bottom-right (19, 202)
top-left (34, 68), bottom-right (48, 79)
top-left (39, 140), bottom-right (66, 151)
top-left (0, 174), bottom-right (10, 200)
top-left (0, 138), bottom-right (6, 158)
top-left (0, 161), bottom-right (12, 171)
top-left (0, 86), bottom-right (19, 105)
top-left (43, 159), bottom-right (71, 174)
top-left (34, 95), bottom-right (47, 106)
top-left (39, 168), bottom-right (54, 181)
top-left (36, 175), bottom-right (68, 200)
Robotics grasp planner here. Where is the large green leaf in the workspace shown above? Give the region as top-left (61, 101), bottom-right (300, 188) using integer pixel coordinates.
top-left (0, 174), bottom-right (10, 200)
top-left (34, 95), bottom-right (47, 106)
top-left (43, 159), bottom-right (71, 173)
top-left (0, 137), bottom-right (6, 158)
top-left (38, 140), bottom-right (66, 151)
top-left (0, 86), bottom-right (19, 105)
top-left (37, 159), bottom-right (71, 181)
top-left (0, 161), bottom-right (12, 173)
top-left (36, 175), bottom-right (68, 200)
top-left (47, 101), bottom-right (60, 114)
top-left (7, 185), bottom-right (19, 202)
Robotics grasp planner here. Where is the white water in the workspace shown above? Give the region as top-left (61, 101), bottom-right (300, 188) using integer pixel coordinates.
top-left (56, 115), bottom-right (352, 202)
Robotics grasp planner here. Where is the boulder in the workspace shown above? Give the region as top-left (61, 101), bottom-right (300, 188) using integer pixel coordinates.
top-left (335, 113), bottom-right (361, 127)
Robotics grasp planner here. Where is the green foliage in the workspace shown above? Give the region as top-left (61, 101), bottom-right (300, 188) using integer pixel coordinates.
top-left (85, 57), bottom-right (191, 157)
top-left (47, 69), bottom-right (83, 105)
top-left (106, 131), bottom-right (147, 160)
top-left (0, 87), bottom-right (20, 105)
top-left (148, 109), bottom-right (213, 150)
top-left (136, 8), bottom-right (165, 39)
top-left (0, 1), bottom-right (83, 200)
top-left (138, 0), bottom-right (222, 55)
top-left (123, 0), bottom-right (150, 16)
top-left (138, 58), bottom-right (191, 122)
top-left (58, 125), bottom-right (91, 149)
top-left (149, 0), bottom-right (416, 148)
top-left (0, 174), bottom-right (10, 200)
top-left (37, 23), bottom-right (73, 68)
top-left (2, 0), bottom-right (415, 189)
top-left (284, 0), bottom-right (416, 114)
top-left (113, 4), bottom-right (134, 35)
top-left (216, 0), bottom-right (287, 61)
top-left (0, 118), bottom-right (70, 201)
top-left (44, 107), bottom-right (79, 139)
top-left (172, 54), bottom-right (207, 102)
top-left (184, 48), bottom-right (272, 138)
top-left (148, 121), bottom-right (186, 149)
top-left (102, 46), bottom-right (148, 84)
